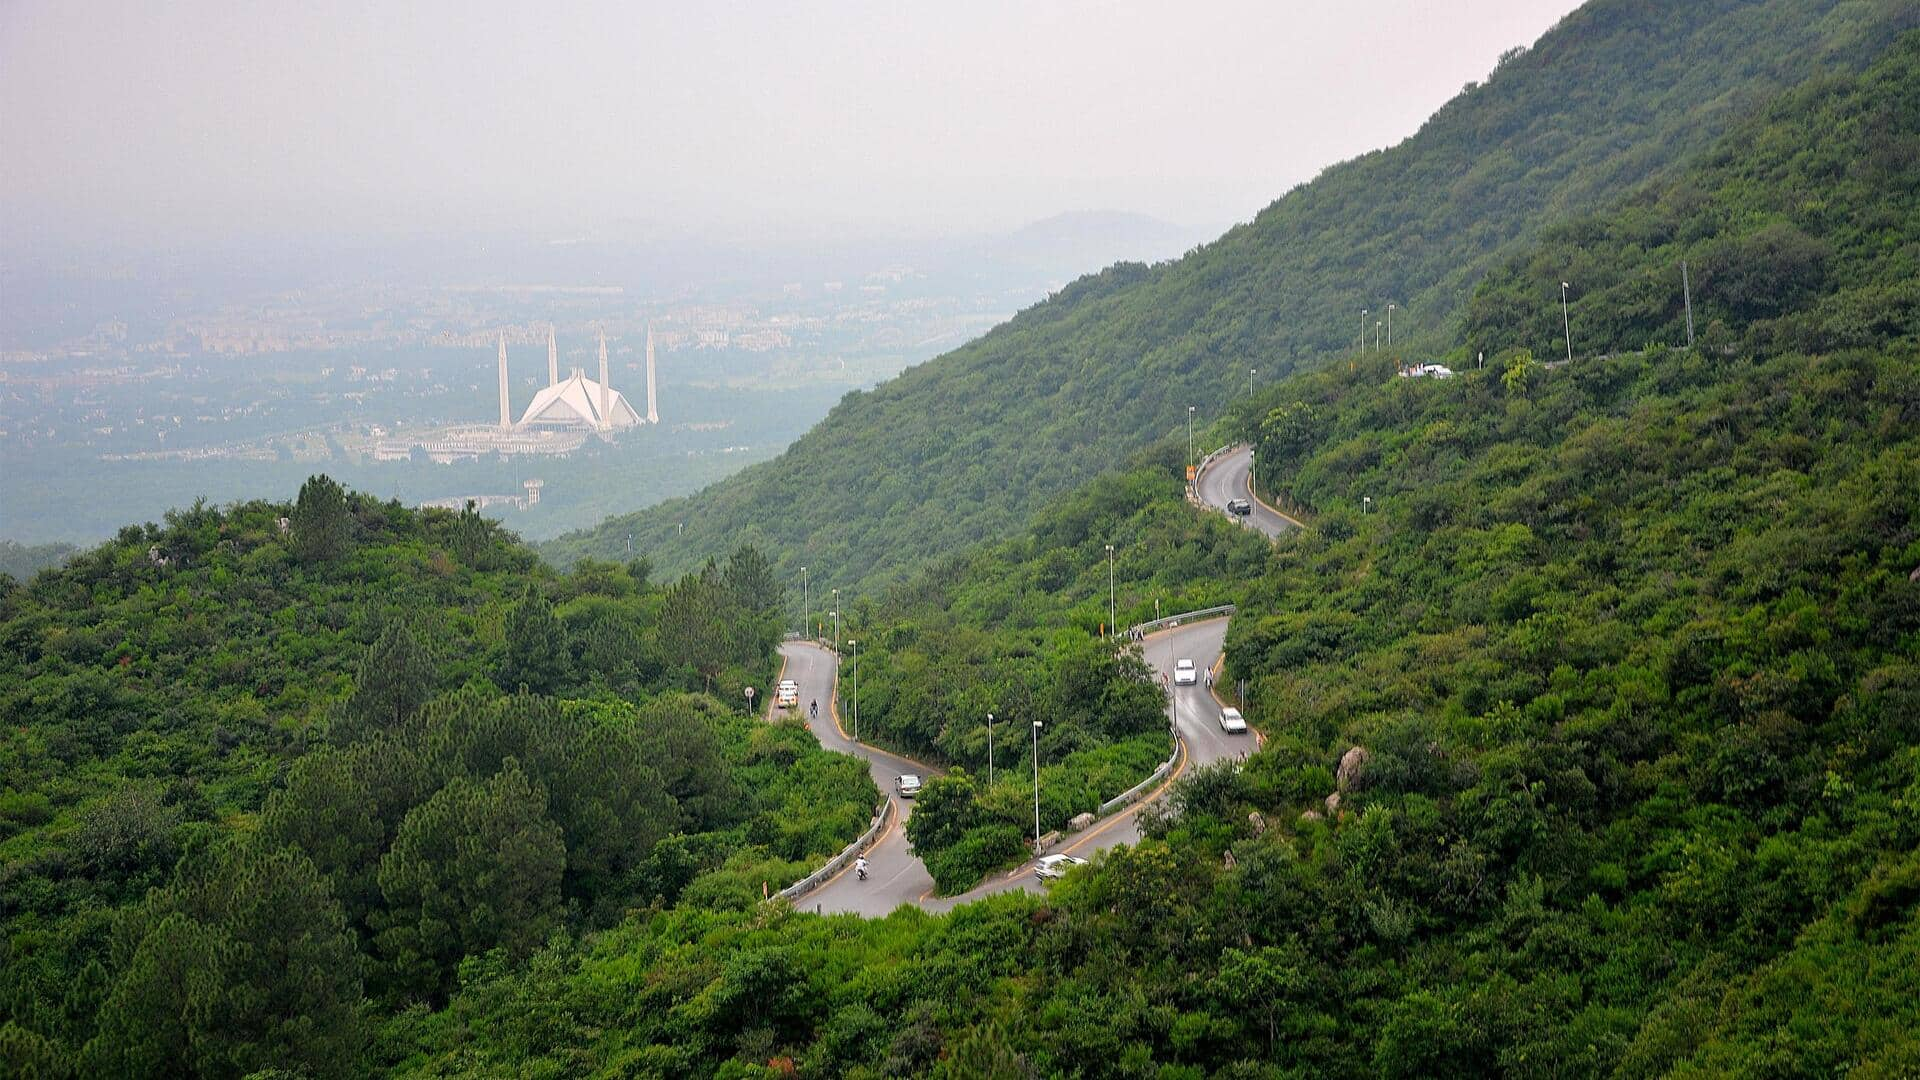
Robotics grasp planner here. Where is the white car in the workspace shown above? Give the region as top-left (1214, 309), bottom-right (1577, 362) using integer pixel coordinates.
top-left (1173, 658), bottom-right (1198, 686)
top-left (1035, 854), bottom-right (1087, 880)
top-left (895, 774), bottom-right (923, 798)
top-left (774, 680), bottom-right (799, 707)
top-left (1218, 707), bottom-right (1247, 734)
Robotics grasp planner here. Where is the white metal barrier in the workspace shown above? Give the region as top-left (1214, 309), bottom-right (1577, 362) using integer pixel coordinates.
top-left (772, 797), bottom-right (892, 903)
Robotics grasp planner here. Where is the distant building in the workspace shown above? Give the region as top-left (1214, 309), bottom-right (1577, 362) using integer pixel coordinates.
top-left (498, 328), bottom-right (657, 432)
top-left (1398, 363), bottom-right (1456, 379)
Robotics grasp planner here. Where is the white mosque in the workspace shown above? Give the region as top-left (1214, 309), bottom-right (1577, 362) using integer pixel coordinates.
top-left (498, 324), bottom-right (659, 433)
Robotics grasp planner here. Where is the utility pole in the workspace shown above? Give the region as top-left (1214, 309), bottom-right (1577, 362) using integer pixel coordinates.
top-left (801, 566), bottom-right (808, 640)
top-left (1105, 544), bottom-right (1116, 639)
top-left (1376, 320), bottom-right (1383, 351)
top-left (1560, 282), bottom-right (1574, 364)
top-left (832, 589), bottom-right (839, 645)
top-left (1361, 309), bottom-right (1368, 352)
top-left (987, 712), bottom-right (994, 786)
top-left (1186, 406), bottom-right (1196, 478)
top-left (1387, 303), bottom-right (1396, 348)
top-left (847, 639), bottom-right (859, 741)
top-left (1681, 261), bottom-right (1695, 348)
top-left (1032, 721), bottom-right (1044, 851)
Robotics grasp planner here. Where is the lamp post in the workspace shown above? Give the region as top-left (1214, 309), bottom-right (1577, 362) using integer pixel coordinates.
top-left (1186, 405), bottom-right (1195, 477)
top-left (831, 589), bottom-right (839, 645)
top-left (987, 712), bottom-right (994, 786)
top-left (1387, 303), bottom-right (1396, 348)
top-left (1560, 281), bottom-right (1573, 363)
top-left (1364, 495), bottom-right (1372, 515)
top-left (1105, 544), bottom-right (1116, 639)
top-left (847, 639), bottom-right (859, 741)
top-left (801, 566), bottom-right (808, 639)
top-left (1032, 720), bottom-right (1044, 851)
top-left (1361, 308), bottom-right (1368, 352)
top-left (1375, 320), bottom-right (1383, 351)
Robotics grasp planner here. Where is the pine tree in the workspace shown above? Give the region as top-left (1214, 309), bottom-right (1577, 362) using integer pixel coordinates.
top-left (500, 592), bottom-right (569, 696)
top-left (290, 474), bottom-right (352, 563)
top-left (337, 619), bottom-right (436, 742)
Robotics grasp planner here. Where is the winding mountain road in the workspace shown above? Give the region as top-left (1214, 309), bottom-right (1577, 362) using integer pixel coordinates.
top-left (1196, 444), bottom-right (1300, 540)
top-left (774, 445), bottom-right (1289, 915)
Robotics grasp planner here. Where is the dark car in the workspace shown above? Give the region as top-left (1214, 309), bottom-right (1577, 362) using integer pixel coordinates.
top-left (1226, 498), bottom-right (1252, 516)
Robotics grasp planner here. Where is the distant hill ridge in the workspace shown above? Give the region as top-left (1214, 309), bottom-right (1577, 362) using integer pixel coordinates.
top-left (545, 0), bottom-right (1914, 595)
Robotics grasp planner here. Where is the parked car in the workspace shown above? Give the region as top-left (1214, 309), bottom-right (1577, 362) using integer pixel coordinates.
top-left (895, 774), bottom-right (923, 798)
top-left (1035, 854), bottom-right (1087, 880)
top-left (1218, 707), bottom-right (1247, 734)
top-left (1173, 658), bottom-right (1198, 686)
top-left (1226, 498), bottom-right (1252, 516)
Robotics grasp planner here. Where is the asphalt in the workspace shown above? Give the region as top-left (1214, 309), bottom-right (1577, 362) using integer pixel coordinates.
top-left (783, 618), bottom-right (1243, 916)
top-left (776, 448), bottom-right (1287, 916)
top-left (1195, 444), bottom-right (1299, 540)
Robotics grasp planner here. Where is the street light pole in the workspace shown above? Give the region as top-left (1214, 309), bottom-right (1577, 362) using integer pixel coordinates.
top-left (831, 589), bottom-right (839, 646)
top-left (1376, 320), bottom-right (1382, 351)
top-left (847, 639), bottom-right (858, 741)
top-left (1560, 282), bottom-right (1573, 363)
top-left (1186, 406), bottom-right (1195, 477)
top-left (801, 566), bottom-right (808, 639)
top-left (1361, 308), bottom-right (1368, 352)
top-left (1105, 543), bottom-right (1116, 639)
top-left (1387, 303), bottom-right (1396, 348)
top-left (1032, 721), bottom-right (1044, 851)
top-left (987, 712), bottom-right (994, 786)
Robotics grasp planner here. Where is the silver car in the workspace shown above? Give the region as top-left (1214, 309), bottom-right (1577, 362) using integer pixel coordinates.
top-left (895, 774), bottom-right (923, 798)
top-left (1218, 707), bottom-right (1247, 734)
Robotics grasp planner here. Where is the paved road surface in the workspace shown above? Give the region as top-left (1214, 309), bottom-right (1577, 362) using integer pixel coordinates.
top-left (775, 441), bottom-right (1297, 916)
top-left (1196, 444), bottom-right (1298, 540)
top-left (786, 641), bottom-right (940, 916)
top-left (781, 617), bottom-right (1245, 915)
top-left (924, 616), bottom-right (1243, 909)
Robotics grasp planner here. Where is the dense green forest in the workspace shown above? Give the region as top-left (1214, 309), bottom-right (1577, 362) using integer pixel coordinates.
top-left (364, 34), bottom-right (1919, 1076)
top-left (8, 6), bottom-right (1920, 1078)
top-left (0, 480), bottom-right (876, 1076)
top-left (548, 0), bottom-right (1914, 604)
top-left (851, 459), bottom-right (1268, 890)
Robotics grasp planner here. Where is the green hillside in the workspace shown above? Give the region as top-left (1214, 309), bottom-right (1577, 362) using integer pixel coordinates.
top-left (547, 0), bottom-right (1914, 600)
top-left (0, 484), bottom-right (876, 1077)
top-left (386, 34), bottom-right (1920, 1076)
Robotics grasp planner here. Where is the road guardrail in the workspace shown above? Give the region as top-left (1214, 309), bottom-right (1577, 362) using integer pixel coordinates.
top-left (1098, 742), bottom-right (1180, 815)
top-left (1129, 604), bottom-right (1236, 637)
top-left (771, 797), bottom-right (891, 903)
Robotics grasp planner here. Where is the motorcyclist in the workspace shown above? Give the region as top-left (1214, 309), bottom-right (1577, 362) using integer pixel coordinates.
top-left (854, 856), bottom-right (869, 881)
top-left (810, 699), bottom-right (818, 719)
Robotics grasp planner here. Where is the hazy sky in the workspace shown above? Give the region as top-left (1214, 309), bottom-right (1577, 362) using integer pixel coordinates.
top-left (3, 1), bottom-right (1580, 245)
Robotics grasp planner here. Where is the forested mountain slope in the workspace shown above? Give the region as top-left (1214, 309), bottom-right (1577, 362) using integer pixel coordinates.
top-left (0, 483), bottom-right (876, 1077)
top-left (548, 0), bottom-right (1914, 598)
top-left (393, 35), bottom-right (1920, 1076)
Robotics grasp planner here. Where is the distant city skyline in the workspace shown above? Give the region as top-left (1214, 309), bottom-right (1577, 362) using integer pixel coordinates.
top-left (1, 1), bottom-right (1581, 248)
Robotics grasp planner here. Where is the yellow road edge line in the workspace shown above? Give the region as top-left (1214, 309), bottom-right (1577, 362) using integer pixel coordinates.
top-left (1237, 447), bottom-right (1307, 529)
top-left (811, 796), bottom-right (898, 895)
top-left (763, 650), bottom-right (791, 722)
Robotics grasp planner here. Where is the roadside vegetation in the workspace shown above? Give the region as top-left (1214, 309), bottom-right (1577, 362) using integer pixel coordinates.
top-left (853, 459), bottom-right (1266, 892)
